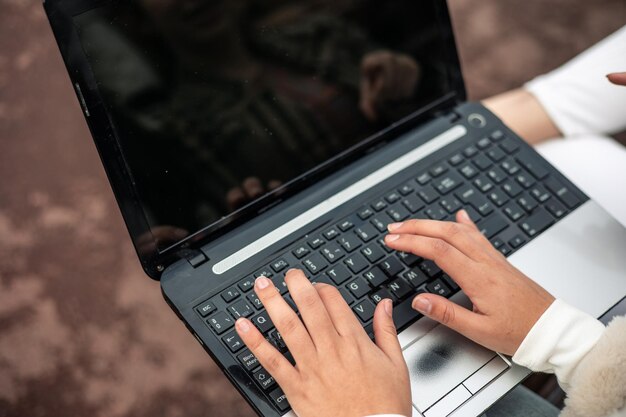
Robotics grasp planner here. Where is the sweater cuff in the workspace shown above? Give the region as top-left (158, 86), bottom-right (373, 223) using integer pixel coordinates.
top-left (512, 299), bottom-right (605, 390)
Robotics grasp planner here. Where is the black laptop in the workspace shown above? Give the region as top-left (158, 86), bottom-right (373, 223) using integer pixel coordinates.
top-left (45, 1), bottom-right (601, 416)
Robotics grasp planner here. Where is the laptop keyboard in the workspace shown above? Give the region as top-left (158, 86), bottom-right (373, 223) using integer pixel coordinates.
top-left (194, 129), bottom-right (584, 413)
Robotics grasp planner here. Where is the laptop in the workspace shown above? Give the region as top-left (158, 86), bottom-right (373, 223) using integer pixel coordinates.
top-left (44, 0), bottom-right (626, 416)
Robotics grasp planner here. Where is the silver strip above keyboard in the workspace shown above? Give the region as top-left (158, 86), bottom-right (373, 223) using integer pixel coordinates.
top-left (212, 124), bottom-right (468, 275)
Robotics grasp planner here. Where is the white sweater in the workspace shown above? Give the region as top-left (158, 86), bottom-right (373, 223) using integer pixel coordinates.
top-left (370, 25), bottom-right (626, 417)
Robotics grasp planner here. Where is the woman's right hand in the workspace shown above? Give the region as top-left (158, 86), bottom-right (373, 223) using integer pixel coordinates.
top-left (384, 210), bottom-right (555, 355)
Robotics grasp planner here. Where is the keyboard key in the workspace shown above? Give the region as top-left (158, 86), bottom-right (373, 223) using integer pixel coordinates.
top-left (546, 199), bottom-right (567, 218)
top-left (358, 207), bottom-right (375, 220)
top-left (429, 164), bottom-right (448, 177)
top-left (530, 185), bottom-right (551, 203)
top-left (292, 245), bottom-right (310, 259)
top-left (501, 159), bottom-right (521, 175)
top-left (221, 286), bottom-right (241, 303)
top-left (196, 300), bottom-right (216, 317)
top-left (253, 367), bottom-right (277, 391)
top-left (459, 163), bottom-right (479, 179)
top-left (387, 205), bottom-right (410, 222)
top-left (338, 219), bottom-right (354, 232)
top-left (503, 202), bottom-right (525, 221)
top-left (418, 186), bottom-right (440, 203)
top-left (487, 147), bottom-right (506, 162)
top-left (361, 244), bottom-right (385, 263)
top-left (269, 387), bottom-right (290, 411)
top-left (344, 253), bottom-right (369, 273)
top-left (385, 191), bottom-right (402, 204)
top-left (490, 130), bottom-right (505, 141)
top-left (476, 137), bottom-right (491, 149)
top-left (516, 152), bottom-right (549, 179)
top-left (440, 197), bottom-right (462, 214)
top-left (426, 205), bottom-right (447, 220)
top-left (463, 145), bottom-right (479, 158)
top-left (427, 279), bottom-right (451, 297)
top-left (518, 192), bottom-right (538, 212)
top-left (323, 227), bottom-right (340, 240)
top-left (303, 253), bottom-right (328, 274)
top-left (254, 268), bottom-right (273, 278)
top-left (392, 297), bottom-right (423, 329)
top-left (346, 277), bottom-right (370, 298)
top-left (237, 349), bottom-right (260, 372)
top-left (353, 299), bottom-right (377, 323)
top-left (379, 256), bottom-right (404, 277)
top-left (456, 186), bottom-right (494, 216)
top-left (207, 312), bottom-right (235, 334)
top-left (326, 264), bottom-right (352, 285)
top-left (388, 278), bottom-right (412, 299)
top-left (310, 274), bottom-right (334, 286)
top-left (477, 213), bottom-right (509, 238)
top-left (515, 171), bottom-right (536, 189)
top-left (499, 245), bottom-right (512, 256)
top-left (441, 274), bottom-right (460, 291)
top-left (544, 177), bottom-right (580, 209)
top-left (252, 311), bottom-right (274, 333)
top-left (339, 287), bottom-right (354, 305)
top-left (238, 278), bottom-right (255, 293)
top-left (473, 154), bottom-right (492, 170)
top-left (449, 153), bottom-right (464, 166)
top-left (247, 292), bottom-right (263, 309)
top-left (228, 299), bottom-right (254, 319)
top-left (419, 260), bottom-right (441, 278)
top-left (371, 214), bottom-right (393, 232)
top-left (222, 331), bottom-right (245, 353)
top-left (338, 233), bottom-right (362, 252)
top-left (399, 183), bottom-right (415, 195)
top-left (378, 237), bottom-right (393, 252)
top-left (371, 287), bottom-right (394, 304)
top-left (402, 194), bottom-right (426, 213)
top-left (354, 224), bottom-right (378, 242)
top-left (307, 237), bottom-right (325, 249)
top-left (509, 235), bottom-right (527, 249)
top-left (372, 199), bottom-right (387, 212)
top-left (402, 268), bottom-right (429, 288)
top-left (487, 190), bottom-right (509, 207)
top-left (363, 266), bottom-right (388, 287)
top-left (433, 172), bottom-right (464, 194)
top-left (520, 207), bottom-right (554, 237)
top-left (416, 172), bottom-right (431, 185)
top-left (321, 242), bottom-right (345, 263)
top-left (487, 167), bottom-right (507, 184)
top-left (397, 251), bottom-right (421, 266)
top-left (500, 137), bottom-right (520, 154)
top-left (271, 275), bottom-right (289, 295)
top-left (473, 174), bottom-right (494, 193)
top-left (271, 258), bottom-right (289, 272)
top-left (502, 181), bottom-right (523, 198)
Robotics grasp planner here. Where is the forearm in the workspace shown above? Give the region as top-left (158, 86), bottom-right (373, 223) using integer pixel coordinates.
top-left (482, 88), bottom-right (561, 145)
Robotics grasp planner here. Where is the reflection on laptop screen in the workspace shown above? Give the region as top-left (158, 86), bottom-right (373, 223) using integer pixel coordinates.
top-left (73, 0), bottom-right (454, 250)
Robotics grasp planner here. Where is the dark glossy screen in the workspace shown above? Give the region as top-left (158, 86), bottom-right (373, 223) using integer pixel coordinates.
top-left (73, 0), bottom-right (457, 251)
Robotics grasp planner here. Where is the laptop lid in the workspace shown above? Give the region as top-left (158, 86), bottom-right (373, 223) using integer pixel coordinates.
top-left (45, 0), bottom-right (466, 279)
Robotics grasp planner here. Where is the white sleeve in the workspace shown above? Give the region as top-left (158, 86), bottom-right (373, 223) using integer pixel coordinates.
top-left (512, 299), bottom-right (605, 391)
top-left (524, 25), bottom-right (626, 137)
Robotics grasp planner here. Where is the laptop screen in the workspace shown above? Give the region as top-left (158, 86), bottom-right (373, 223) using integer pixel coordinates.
top-left (72, 0), bottom-right (460, 252)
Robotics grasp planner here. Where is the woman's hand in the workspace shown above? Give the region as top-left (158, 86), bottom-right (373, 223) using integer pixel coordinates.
top-left (385, 210), bottom-right (555, 355)
top-left (235, 270), bottom-right (412, 417)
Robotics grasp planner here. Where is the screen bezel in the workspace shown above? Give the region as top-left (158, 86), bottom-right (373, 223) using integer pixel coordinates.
top-left (44, 0), bottom-right (466, 279)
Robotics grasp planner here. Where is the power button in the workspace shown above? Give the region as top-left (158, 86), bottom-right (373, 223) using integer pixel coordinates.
top-left (468, 113), bottom-right (487, 128)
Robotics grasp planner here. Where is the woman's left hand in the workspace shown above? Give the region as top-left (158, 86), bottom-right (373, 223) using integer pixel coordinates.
top-left (235, 270), bottom-right (412, 417)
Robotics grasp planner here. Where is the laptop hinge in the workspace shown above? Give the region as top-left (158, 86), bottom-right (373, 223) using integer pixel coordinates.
top-left (178, 248), bottom-right (209, 268)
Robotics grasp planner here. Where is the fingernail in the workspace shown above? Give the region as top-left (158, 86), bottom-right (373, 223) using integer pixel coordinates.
top-left (458, 209), bottom-right (471, 222)
top-left (386, 234), bottom-right (400, 243)
top-left (236, 318), bottom-right (251, 333)
top-left (383, 299), bottom-right (393, 317)
top-left (387, 222), bottom-right (403, 231)
top-left (255, 276), bottom-right (271, 289)
top-left (413, 296), bottom-right (432, 314)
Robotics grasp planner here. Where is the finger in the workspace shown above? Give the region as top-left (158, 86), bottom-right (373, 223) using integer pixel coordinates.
top-left (268, 180), bottom-right (282, 190)
top-left (456, 210), bottom-right (506, 260)
top-left (360, 77), bottom-right (377, 121)
top-left (243, 177), bottom-right (264, 199)
top-left (253, 276), bottom-right (316, 362)
top-left (412, 293), bottom-right (487, 342)
top-left (226, 187), bottom-right (246, 210)
top-left (285, 269), bottom-right (339, 349)
top-left (373, 299), bottom-right (404, 365)
top-left (315, 284), bottom-right (368, 338)
top-left (387, 218), bottom-right (490, 261)
top-left (607, 72), bottom-right (626, 86)
top-left (236, 318), bottom-right (299, 387)
top-left (384, 233), bottom-right (481, 291)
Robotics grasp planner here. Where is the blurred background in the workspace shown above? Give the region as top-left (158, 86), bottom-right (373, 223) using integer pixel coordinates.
top-left (0, 0), bottom-right (624, 416)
